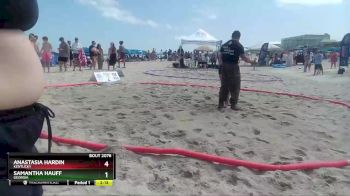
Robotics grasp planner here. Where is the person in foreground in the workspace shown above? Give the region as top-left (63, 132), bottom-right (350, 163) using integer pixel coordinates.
top-left (0, 0), bottom-right (54, 195)
top-left (218, 30), bottom-right (256, 111)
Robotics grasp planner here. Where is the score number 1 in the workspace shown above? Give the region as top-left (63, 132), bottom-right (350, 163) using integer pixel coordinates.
top-left (104, 161), bottom-right (109, 178)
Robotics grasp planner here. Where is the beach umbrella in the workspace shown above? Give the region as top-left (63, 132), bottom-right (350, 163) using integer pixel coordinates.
top-left (248, 43), bottom-right (283, 52)
top-left (268, 44), bottom-right (283, 52)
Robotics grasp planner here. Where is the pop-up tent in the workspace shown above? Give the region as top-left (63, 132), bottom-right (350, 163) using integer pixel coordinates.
top-left (180, 29), bottom-right (222, 47)
top-left (247, 42), bottom-right (283, 52)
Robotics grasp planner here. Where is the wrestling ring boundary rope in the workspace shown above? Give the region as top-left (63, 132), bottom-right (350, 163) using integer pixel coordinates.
top-left (143, 69), bottom-right (283, 82)
top-left (40, 81), bottom-right (350, 171)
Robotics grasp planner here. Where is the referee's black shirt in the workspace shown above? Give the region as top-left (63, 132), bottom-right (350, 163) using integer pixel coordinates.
top-left (220, 40), bottom-right (245, 65)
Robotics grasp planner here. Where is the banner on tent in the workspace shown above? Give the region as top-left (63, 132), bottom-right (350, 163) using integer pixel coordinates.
top-left (258, 43), bottom-right (269, 66)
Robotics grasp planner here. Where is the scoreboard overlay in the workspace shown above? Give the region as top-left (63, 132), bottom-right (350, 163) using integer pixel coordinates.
top-left (7, 153), bottom-right (116, 186)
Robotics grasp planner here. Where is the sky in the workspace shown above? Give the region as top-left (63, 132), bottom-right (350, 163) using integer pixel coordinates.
top-left (30, 0), bottom-right (350, 51)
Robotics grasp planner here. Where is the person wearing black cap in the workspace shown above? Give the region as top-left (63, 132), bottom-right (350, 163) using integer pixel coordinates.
top-left (218, 30), bottom-right (256, 110)
top-left (0, 0), bottom-right (55, 195)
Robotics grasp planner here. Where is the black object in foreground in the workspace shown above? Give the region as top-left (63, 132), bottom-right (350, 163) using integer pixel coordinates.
top-left (0, 0), bottom-right (39, 31)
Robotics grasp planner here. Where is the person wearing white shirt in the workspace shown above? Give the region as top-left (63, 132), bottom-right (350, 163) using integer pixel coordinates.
top-left (72, 37), bottom-right (81, 54)
top-left (71, 37), bottom-right (81, 67)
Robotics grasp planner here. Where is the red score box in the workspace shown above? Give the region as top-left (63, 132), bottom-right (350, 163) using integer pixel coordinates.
top-left (9, 153), bottom-right (115, 170)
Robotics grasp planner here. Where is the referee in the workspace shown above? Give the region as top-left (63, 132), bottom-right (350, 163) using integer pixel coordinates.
top-left (218, 31), bottom-right (256, 110)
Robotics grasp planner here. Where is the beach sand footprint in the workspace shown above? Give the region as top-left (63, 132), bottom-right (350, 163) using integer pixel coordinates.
top-left (255, 137), bottom-right (270, 144)
top-left (264, 114), bottom-right (277, 120)
top-left (268, 177), bottom-right (293, 192)
top-left (294, 149), bottom-right (307, 157)
top-left (170, 129), bottom-right (187, 137)
top-left (253, 128), bottom-right (260, 135)
top-left (227, 131), bottom-right (236, 137)
top-left (282, 112), bottom-right (298, 118)
top-left (190, 111), bottom-right (197, 116)
top-left (151, 121), bottom-right (162, 126)
top-left (280, 121), bottom-right (292, 126)
top-left (162, 129), bottom-right (187, 138)
top-left (322, 174), bottom-right (337, 184)
top-left (149, 131), bottom-right (161, 138)
top-left (243, 151), bottom-right (256, 158)
top-left (117, 113), bottom-right (127, 119)
top-left (132, 95), bottom-right (141, 100)
top-left (164, 113), bottom-right (175, 120)
top-left (312, 131), bottom-right (334, 140)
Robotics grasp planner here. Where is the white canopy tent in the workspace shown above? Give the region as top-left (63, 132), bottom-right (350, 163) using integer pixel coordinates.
top-left (180, 29), bottom-right (222, 47)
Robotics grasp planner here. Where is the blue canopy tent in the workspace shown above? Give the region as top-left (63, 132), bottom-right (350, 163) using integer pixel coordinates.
top-left (51, 52), bottom-right (59, 65)
top-left (83, 47), bottom-right (90, 57)
top-left (320, 47), bottom-right (340, 52)
top-left (125, 49), bottom-right (146, 56)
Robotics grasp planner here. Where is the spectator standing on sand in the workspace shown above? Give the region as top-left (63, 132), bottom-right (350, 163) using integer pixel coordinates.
top-left (330, 51), bottom-right (338, 69)
top-left (304, 51), bottom-right (310, 72)
top-left (286, 51), bottom-right (294, 67)
top-left (108, 42), bottom-right (117, 70)
top-left (308, 51), bottom-right (314, 71)
top-left (67, 40), bottom-right (73, 67)
top-left (58, 37), bottom-right (70, 72)
top-left (34, 35), bottom-right (40, 55)
top-left (177, 46), bottom-right (185, 67)
top-left (314, 50), bottom-right (324, 76)
top-left (89, 41), bottom-right (98, 70)
top-left (309, 51), bottom-right (314, 64)
top-left (167, 49), bottom-right (172, 60)
top-left (29, 33), bottom-right (40, 56)
top-left (72, 37), bottom-right (81, 68)
top-left (118, 41), bottom-right (126, 68)
top-left (40, 36), bottom-right (52, 72)
top-left (164, 50), bottom-right (168, 60)
top-left (96, 44), bottom-right (104, 70)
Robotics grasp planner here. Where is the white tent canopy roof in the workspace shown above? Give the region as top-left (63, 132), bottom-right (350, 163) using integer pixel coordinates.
top-left (180, 29), bottom-right (222, 46)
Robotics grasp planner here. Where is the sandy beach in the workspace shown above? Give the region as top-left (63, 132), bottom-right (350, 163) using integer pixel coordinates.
top-left (38, 61), bottom-right (350, 195)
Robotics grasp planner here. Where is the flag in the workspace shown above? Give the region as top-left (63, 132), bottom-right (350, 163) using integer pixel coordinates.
top-left (339, 33), bottom-right (350, 67)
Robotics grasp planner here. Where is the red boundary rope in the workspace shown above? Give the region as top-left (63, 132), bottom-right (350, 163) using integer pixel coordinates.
top-left (40, 131), bottom-right (108, 151)
top-left (124, 145), bottom-right (349, 171)
top-left (43, 81), bottom-right (350, 109)
top-left (140, 82), bottom-right (350, 109)
top-left (45, 82), bottom-right (99, 88)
